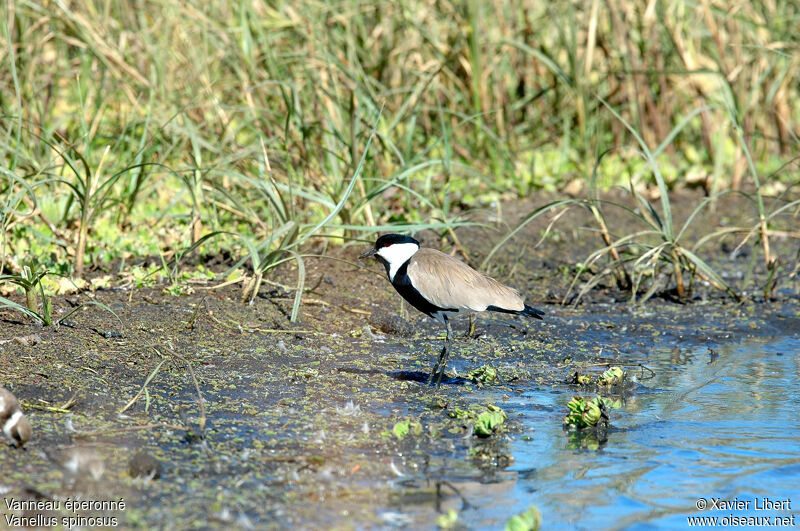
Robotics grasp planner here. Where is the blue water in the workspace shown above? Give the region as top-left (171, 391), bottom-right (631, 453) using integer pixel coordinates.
top-left (472, 336), bottom-right (800, 529)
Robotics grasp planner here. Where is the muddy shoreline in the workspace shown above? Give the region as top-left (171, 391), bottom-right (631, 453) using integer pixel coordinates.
top-left (2, 191), bottom-right (799, 528)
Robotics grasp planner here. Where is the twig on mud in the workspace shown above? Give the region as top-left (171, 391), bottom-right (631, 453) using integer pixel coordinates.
top-left (200, 275), bottom-right (245, 291)
top-left (297, 297), bottom-right (329, 306)
top-left (558, 362), bottom-right (614, 369)
top-left (73, 422), bottom-right (188, 439)
top-left (60, 389), bottom-right (80, 410)
top-left (21, 402), bottom-right (72, 414)
top-left (445, 227), bottom-right (471, 264)
top-left (249, 327), bottom-right (314, 333)
top-left (197, 297), bottom-right (230, 329)
top-left (169, 350), bottom-right (207, 435)
top-left (119, 356), bottom-right (167, 414)
top-left (200, 275), bottom-right (317, 294)
top-left (258, 455), bottom-right (330, 463)
top-left (557, 360), bottom-right (657, 379)
top-left (271, 295), bottom-right (331, 306)
top-left (198, 297), bottom-right (313, 334)
top-left (20, 388), bottom-right (81, 413)
top-left (186, 296), bottom-right (206, 330)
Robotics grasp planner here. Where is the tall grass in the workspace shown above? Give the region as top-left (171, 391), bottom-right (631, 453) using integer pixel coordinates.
top-left (1, 1), bottom-right (797, 303)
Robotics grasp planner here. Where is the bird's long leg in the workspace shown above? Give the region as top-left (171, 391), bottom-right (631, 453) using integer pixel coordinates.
top-left (434, 318), bottom-right (453, 387)
top-left (428, 316), bottom-right (453, 386)
top-left (465, 313), bottom-right (476, 338)
top-left (428, 342), bottom-right (444, 386)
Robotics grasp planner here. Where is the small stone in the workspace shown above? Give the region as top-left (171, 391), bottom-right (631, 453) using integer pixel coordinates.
top-left (368, 310), bottom-right (413, 337)
top-left (128, 451), bottom-right (162, 479)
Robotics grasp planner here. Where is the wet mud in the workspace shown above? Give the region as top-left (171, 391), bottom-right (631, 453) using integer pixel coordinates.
top-left (1, 191), bottom-right (799, 528)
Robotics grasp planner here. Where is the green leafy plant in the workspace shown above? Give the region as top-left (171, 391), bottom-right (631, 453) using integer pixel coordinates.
top-left (0, 266), bottom-right (122, 327)
top-left (505, 505), bottom-right (541, 531)
top-left (555, 103), bottom-right (745, 304)
top-left (563, 395), bottom-right (610, 430)
top-left (449, 404), bottom-right (508, 437)
top-left (598, 366), bottom-right (625, 388)
top-left (467, 365), bottom-right (497, 385)
top-left (0, 265), bottom-right (50, 324)
top-left (435, 508), bottom-right (459, 529)
top-left (474, 407), bottom-right (507, 437)
top-left (391, 418), bottom-right (423, 440)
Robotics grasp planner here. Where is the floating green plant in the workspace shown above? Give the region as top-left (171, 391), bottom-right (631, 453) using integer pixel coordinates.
top-left (598, 366), bottom-right (625, 387)
top-left (391, 419), bottom-right (422, 440)
top-left (505, 505), bottom-right (541, 531)
top-left (467, 365), bottom-right (497, 384)
top-left (569, 371), bottom-right (593, 386)
top-left (436, 508), bottom-right (459, 529)
top-left (563, 396), bottom-right (609, 430)
top-left (474, 406), bottom-right (507, 437)
top-left (449, 404), bottom-right (508, 437)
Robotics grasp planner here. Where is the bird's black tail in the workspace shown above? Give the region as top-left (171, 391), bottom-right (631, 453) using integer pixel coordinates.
top-left (487, 304), bottom-right (545, 320)
top-left (521, 305), bottom-right (545, 320)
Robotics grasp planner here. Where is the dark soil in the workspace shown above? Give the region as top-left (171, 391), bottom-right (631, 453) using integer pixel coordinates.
top-left (1, 190), bottom-right (798, 528)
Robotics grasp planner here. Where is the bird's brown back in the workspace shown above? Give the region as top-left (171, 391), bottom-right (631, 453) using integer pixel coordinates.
top-left (406, 248), bottom-right (524, 312)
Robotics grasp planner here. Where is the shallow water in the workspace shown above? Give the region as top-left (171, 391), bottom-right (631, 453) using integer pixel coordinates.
top-left (460, 335), bottom-right (800, 529)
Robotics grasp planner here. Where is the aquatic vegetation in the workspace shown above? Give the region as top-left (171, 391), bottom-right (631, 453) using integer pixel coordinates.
top-left (563, 394), bottom-right (623, 450)
top-left (435, 508), bottom-right (459, 529)
top-left (474, 406), bottom-right (507, 437)
top-left (467, 365), bottom-right (498, 385)
top-left (569, 371), bottom-right (593, 386)
top-left (505, 505), bottom-right (541, 531)
top-left (449, 404), bottom-right (508, 438)
top-left (288, 367), bottom-right (320, 381)
top-left (390, 419), bottom-right (422, 440)
top-left (570, 367), bottom-right (629, 397)
top-left (598, 366), bottom-right (625, 388)
top-left (563, 396), bottom-right (609, 430)
top-left (565, 430), bottom-right (606, 452)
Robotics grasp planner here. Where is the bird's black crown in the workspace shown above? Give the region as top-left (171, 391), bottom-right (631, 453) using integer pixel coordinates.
top-left (374, 234), bottom-right (419, 249)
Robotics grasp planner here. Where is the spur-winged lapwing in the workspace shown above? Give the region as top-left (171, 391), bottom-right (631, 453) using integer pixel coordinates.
top-left (360, 234), bottom-right (544, 386)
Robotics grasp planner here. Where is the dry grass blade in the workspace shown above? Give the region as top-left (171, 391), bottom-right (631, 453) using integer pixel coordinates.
top-left (480, 200), bottom-right (577, 272)
top-left (169, 350), bottom-right (207, 435)
top-left (119, 358), bottom-right (167, 415)
top-left (679, 248), bottom-right (741, 301)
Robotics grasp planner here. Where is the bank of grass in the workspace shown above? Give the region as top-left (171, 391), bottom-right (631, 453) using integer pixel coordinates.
top-left (1, 1), bottom-right (798, 312)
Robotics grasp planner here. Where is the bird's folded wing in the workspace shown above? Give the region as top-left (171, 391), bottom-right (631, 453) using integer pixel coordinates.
top-left (407, 249), bottom-right (524, 312)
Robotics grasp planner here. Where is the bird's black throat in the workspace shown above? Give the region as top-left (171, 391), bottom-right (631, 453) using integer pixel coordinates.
top-left (374, 255), bottom-right (392, 279)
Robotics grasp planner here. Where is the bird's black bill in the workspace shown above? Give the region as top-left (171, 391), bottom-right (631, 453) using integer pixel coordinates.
top-left (359, 247), bottom-right (377, 259)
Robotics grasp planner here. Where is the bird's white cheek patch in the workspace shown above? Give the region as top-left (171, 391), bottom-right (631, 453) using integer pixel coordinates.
top-left (378, 243), bottom-right (419, 280)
